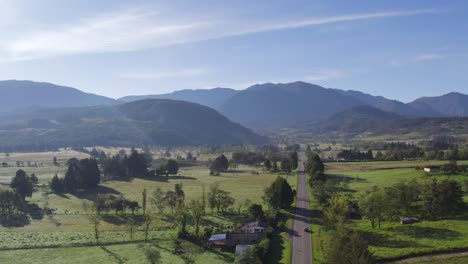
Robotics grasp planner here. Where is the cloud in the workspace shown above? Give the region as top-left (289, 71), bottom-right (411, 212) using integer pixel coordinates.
top-left (119, 68), bottom-right (210, 80)
top-left (3, 8), bottom-right (438, 60)
top-left (414, 53), bottom-right (446, 61)
top-left (304, 69), bottom-right (345, 81)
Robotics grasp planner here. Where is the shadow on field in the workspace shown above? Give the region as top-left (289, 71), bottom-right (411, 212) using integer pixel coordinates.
top-left (101, 214), bottom-right (145, 225)
top-left (361, 231), bottom-right (426, 248)
top-left (386, 226), bottom-right (462, 240)
top-left (138, 175), bottom-right (197, 182)
top-left (71, 185), bottom-right (121, 200)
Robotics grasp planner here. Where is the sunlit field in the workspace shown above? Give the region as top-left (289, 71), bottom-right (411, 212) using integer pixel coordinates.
top-left (310, 160), bottom-right (468, 262)
top-left (0, 150), bottom-right (297, 263)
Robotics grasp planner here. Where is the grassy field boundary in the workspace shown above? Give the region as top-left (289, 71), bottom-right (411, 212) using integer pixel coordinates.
top-left (379, 247), bottom-right (468, 263)
top-left (0, 237), bottom-right (169, 252)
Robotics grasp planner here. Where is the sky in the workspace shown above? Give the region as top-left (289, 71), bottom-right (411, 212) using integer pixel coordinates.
top-left (0, 0), bottom-right (467, 102)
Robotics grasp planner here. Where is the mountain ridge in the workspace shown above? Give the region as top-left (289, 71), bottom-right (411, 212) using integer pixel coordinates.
top-left (0, 80), bottom-right (117, 113)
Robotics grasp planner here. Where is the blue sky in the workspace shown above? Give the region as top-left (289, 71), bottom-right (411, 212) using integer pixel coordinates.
top-left (0, 0), bottom-right (466, 102)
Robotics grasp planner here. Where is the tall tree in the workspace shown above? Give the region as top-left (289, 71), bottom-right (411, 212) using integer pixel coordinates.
top-left (10, 169), bottom-right (33, 200)
top-left (166, 159), bottom-right (179, 175)
top-left (142, 189), bottom-right (147, 215)
top-left (263, 176), bottom-right (294, 209)
top-left (189, 198), bottom-right (205, 235)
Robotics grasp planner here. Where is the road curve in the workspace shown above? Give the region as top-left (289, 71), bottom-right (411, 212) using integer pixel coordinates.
top-left (291, 153), bottom-right (312, 264)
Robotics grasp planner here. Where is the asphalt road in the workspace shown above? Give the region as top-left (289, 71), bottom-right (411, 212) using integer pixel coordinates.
top-left (291, 153), bottom-right (312, 264)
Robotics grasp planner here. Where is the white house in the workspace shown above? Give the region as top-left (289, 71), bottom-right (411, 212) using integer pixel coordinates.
top-left (240, 221), bottom-right (269, 233)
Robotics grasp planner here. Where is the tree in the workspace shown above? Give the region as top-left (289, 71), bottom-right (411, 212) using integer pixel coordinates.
top-left (63, 158), bottom-right (101, 191)
top-left (175, 202), bottom-right (188, 234)
top-left (151, 187), bottom-right (166, 213)
top-left (10, 169), bottom-right (33, 200)
top-left (127, 149), bottom-right (149, 177)
top-left (217, 190), bottom-right (235, 212)
top-left (323, 194), bottom-right (352, 229)
top-left (421, 178), bottom-right (464, 219)
top-left (305, 153), bottom-right (324, 176)
top-left (360, 188), bottom-right (386, 229)
top-left (0, 189), bottom-right (25, 217)
top-left (248, 204), bottom-right (265, 221)
top-left (127, 218), bottom-right (137, 240)
top-left (289, 151), bottom-right (299, 170)
top-left (53, 156), bottom-right (59, 166)
top-left (236, 199), bottom-right (251, 215)
top-left (166, 159), bottom-right (179, 175)
top-left (165, 191), bottom-right (177, 213)
top-left (89, 213), bottom-right (101, 244)
top-left (144, 214), bottom-right (153, 241)
top-left (326, 225), bottom-right (375, 264)
top-left (142, 189), bottom-right (147, 215)
top-left (208, 183), bottom-right (220, 213)
top-left (210, 155), bottom-right (229, 173)
top-left (175, 184), bottom-right (185, 207)
top-left (140, 244), bottom-right (162, 264)
top-left (280, 158), bottom-right (292, 174)
top-left (189, 198), bottom-right (205, 235)
top-left (49, 174), bottom-right (65, 193)
top-left (263, 176), bottom-right (294, 209)
top-left (264, 160), bottom-right (272, 171)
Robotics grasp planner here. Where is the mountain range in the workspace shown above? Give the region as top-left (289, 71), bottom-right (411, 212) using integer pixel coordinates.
top-left (285, 105), bottom-right (468, 140)
top-left (0, 99), bottom-right (267, 151)
top-left (0, 79), bottom-right (466, 144)
top-left (119, 81), bottom-right (467, 129)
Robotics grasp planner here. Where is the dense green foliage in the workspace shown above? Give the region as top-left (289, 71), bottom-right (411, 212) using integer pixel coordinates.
top-left (263, 176), bottom-right (294, 209)
top-left (10, 169), bottom-right (34, 200)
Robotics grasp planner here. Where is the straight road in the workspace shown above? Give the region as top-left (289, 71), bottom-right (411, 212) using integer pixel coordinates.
top-left (291, 153), bottom-right (312, 264)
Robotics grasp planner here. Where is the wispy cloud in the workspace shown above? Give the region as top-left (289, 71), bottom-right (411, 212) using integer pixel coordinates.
top-left (3, 8), bottom-right (438, 61)
top-left (119, 68), bottom-right (210, 80)
top-left (414, 53), bottom-right (446, 61)
top-left (304, 69), bottom-right (345, 81)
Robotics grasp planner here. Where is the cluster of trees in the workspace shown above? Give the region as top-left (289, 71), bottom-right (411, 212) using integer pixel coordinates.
top-left (306, 151), bottom-right (376, 263)
top-left (50, 158), bottom-right (100, 193)
top-left (0, 169), bottom-right (39, 226)
top-left (360, 178), bottom-right (465, 228)
top-left (0, 189), bottom-right (26, 226)
top-left (305, 149), bottom-right (326, 183)
top-left (232, 151), bottom-right (266, 166)
top-left (101, 149), bottom-right (151, 178)
top-left (100, 149), bottom-right (179, 178)
top-left (207, 183), bottom-right (235, 213)
top-left (348, 141), bottom-right (468, 162)
top-left (93, 194), bottom-right (141, 215)
top-left (337, 149), bottom-right (373, 161)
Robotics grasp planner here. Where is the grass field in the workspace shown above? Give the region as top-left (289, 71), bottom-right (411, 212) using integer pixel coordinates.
top-left (309, 160), bottom-right (468, 261)
top-left (0, 150), bottom-right (297, 263)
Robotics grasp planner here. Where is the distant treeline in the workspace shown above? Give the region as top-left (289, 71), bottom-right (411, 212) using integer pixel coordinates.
top-left (337, 141), bottom-right (468, 161)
